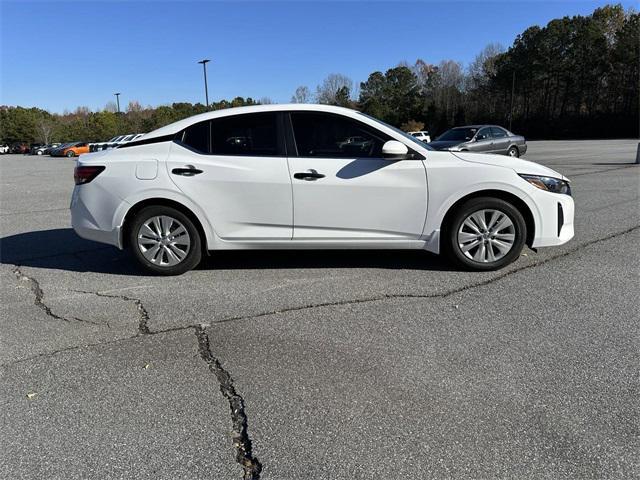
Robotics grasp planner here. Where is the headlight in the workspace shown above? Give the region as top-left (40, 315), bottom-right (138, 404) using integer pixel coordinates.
top-left (519, 174), bottom-right (571, 195)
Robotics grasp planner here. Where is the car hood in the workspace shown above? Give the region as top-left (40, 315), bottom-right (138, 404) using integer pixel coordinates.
top-left (428, 140), bottom-right (462, 150)
top-left (452, 152), bottom-right (568, 181)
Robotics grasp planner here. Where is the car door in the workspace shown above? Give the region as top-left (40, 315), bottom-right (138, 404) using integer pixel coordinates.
top-left (467, 127), bottom-right (495, 153)
top-left (166, 112), bottom-right (293, 240)
top-left (490, 127), bottom-right (510, 154)
top-left (286, 112), bottom-right (427, 240)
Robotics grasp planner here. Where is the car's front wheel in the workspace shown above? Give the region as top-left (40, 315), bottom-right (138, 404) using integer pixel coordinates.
top-left (445, 197), bottom-right (526, 271)
top-left (66, 150), bottom-right (75, 157)
top-left (128, 205), bottom-right (202, 275)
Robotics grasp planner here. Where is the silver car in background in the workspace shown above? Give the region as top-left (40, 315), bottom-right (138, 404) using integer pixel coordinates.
top-left (428, 125), bottom-right (527, 157)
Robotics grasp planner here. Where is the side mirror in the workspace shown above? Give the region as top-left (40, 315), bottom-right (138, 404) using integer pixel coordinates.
top-left (382, 140), bottom-right (409, 159)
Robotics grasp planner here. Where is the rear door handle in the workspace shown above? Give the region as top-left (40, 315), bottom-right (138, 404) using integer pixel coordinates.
top-left (172, 166), bottom-right (203, 176)
top-left (294, 169), bottom-right (325, 181)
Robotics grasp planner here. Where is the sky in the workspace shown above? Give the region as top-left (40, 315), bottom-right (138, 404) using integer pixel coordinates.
top-left (1, 0), bottom-right (635, 113)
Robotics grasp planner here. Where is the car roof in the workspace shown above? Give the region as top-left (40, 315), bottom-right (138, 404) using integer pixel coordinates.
top-left (453, 125), bottom-right (505, 129)
top-left (143, 104), bottom-right (362, 140)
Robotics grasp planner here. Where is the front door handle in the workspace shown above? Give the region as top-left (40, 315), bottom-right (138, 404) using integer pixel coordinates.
top-left (294, 169), bottom-right (325, 181)
top-left (172, 165), bottom-right (203, 176)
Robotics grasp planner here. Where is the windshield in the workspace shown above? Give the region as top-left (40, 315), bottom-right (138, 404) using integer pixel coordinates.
top-left (357, 112), bottom-right (434, 151)
top-left (437, 127), bottom-right (477, 142)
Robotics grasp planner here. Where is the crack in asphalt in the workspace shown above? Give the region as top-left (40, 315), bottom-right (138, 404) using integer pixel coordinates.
top-left (12, 267), bottom-right (103, 326)
top-left (2, 323), bottom-right (265, 480)
top-left (72, 290), bottom-right (151, 335)
top-left (6, 224), bottom-right (639, 362)
top-left (194, 325), bottom-right (263, 480)
top-left (211, 224), bottom-right (640, 325)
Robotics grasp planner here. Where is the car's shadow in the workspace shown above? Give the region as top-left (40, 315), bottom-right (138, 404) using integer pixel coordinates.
top-left (0, 228), bottom-right (457, 274)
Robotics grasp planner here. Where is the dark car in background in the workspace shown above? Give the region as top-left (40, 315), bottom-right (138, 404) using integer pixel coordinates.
top-left (428, 125), bottom-right (527, 157)
top-left (49, 142), bottom-right (77, 156)
top-left (10, 142), bottom-right (30, 154)
top-left (34, 143), bottom-right (61, 155)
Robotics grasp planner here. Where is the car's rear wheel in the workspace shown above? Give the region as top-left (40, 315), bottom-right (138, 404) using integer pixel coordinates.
top-left (66, 150), bottom-right (75, 157)
top-left (508, 146), bottom-right (519, 157)
top-left (445, 197), bottom-right (526, 271)
top-left (128, 205), bottom-right (202, 275)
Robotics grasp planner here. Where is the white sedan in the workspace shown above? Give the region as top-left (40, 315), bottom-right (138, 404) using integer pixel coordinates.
top-left (70, 104), bottom-right (574, 275)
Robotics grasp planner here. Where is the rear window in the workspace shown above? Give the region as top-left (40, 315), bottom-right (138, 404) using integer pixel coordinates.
top-left (181, 121), bottom-right (210, 154)
top-left (211, 113), bottom-right (278, 156)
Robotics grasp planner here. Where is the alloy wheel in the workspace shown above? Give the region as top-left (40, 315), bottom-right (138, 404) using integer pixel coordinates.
top-left (137, 215), bottom-right (191, 266)
top-left (457, 209), bottom-right (516, 263)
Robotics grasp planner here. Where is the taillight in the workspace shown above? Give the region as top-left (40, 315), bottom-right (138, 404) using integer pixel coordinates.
top-left (74, 165), bottom-right (105, 185)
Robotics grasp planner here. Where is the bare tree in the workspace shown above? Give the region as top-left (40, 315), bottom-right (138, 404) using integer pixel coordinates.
top-left (126, 100), bottom-right (143, 113)
top-left (316, 73), bottom-right (353, 105)
top-left (36, 119), bottom-right (53, 144)
top-left (468, 43), bottom-right (504, 87)
top-left (291, 85), bottom-right (312, 103)
top-left (258, 97), bottom-right (274, 105)
top-left (433, 60), bottom-right (466, 123)
top-left (412, 59), bottom-right (439, 95)
top-left (104, 101), bottom-right (118, 113)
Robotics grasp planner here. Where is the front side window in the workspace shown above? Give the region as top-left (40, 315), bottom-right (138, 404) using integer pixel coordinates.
top-left (438, 128), bottom-right (477, 142)
top-left (211, 113), bottom-right (278, 156)
top-left (291, 112), bottom-right (390, 158)
top-left (476, 127), bottom-right (493, 141)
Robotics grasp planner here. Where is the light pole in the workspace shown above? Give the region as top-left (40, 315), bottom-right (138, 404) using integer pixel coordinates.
top-left (114, 92), bottom-right (121, 114)
top-left (198, 59), bottom-right (210, 107)
top-left (508, 71), bottom-right (515, 131)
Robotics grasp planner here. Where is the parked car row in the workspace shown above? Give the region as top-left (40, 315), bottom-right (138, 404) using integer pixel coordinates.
top-left (1, 133), bottom-right (146, 158)
top-left (90, 133), bottom-right (144, 152)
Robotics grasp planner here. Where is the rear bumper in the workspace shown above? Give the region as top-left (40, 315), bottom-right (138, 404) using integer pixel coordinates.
top-left (70, 183), bottom-right (126, 249)
top-left (519, 144), bottom-right (528, 155)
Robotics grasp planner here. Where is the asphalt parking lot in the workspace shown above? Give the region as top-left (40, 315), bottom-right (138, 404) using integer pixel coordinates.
top-left (1, 140), bottom-right (639, 479)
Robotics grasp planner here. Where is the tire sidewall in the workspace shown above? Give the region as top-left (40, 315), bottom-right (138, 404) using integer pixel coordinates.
top-left (128, 205), bottom-right (202, 275)
top-left (66, 150), bottom-right (75, 157)
top-left (508, 146), bottom-right (519, 157)
top-left (446, 197), bottom-right (526, 271)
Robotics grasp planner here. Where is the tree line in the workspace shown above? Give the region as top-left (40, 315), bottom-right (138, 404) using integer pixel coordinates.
top-left (1, 4), bottom-right (636, 145)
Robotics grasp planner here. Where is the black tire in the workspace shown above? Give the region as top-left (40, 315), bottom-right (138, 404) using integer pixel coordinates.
top-left (128, 205), bottom-right (202, 275)
top-left (507, 146), bottom-right (519, 158)
top-left (66, 150), bottom-right (75, 157)
top-left (444, 197), bottom-right (526, 271)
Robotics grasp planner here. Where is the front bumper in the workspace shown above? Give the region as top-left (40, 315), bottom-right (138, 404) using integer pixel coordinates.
top-left (531, 191), bottom-right (574, 248)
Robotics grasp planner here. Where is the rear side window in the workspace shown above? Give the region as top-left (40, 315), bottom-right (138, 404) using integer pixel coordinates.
top-left (290, 112), bottom-right (390, 158)
top-left (181, 120), bottom-right (210, 153)
top-left (211, 113), bottom-right (278, 156)
top-left (491, 127), bottom-right (508, 138)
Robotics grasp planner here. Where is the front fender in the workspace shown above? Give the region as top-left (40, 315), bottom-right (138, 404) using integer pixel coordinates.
top-left (423, 181), bottom-right (543, 254)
